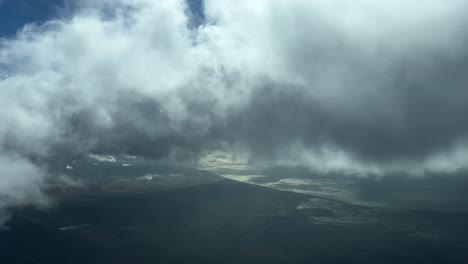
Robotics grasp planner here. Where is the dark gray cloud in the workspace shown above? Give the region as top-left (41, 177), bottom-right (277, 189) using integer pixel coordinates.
top-left (224, 53), bottom-right (468, 163)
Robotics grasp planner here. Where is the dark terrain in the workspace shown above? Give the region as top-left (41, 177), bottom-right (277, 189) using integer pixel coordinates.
top-left (1, 162), bottom-right (468, 264)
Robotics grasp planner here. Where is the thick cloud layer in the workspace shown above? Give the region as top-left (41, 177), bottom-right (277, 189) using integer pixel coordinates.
top-left (2, 0), bottom-right (468, 219)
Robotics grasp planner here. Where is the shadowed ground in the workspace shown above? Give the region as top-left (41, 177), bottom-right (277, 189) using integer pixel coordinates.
top-left (2, 169), bottom-right (468, 264)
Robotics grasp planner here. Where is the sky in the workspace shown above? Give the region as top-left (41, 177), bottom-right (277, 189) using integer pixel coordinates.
top-left (2, 0), bottom-right (468, 222)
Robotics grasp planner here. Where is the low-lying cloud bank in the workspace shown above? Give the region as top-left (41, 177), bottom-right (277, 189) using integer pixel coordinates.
top-left (2, 0), bottom-right (468, 220)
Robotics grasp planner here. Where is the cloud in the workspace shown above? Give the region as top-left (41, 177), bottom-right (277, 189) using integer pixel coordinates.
top-left (2, 0), bottom-right (468, 218)
top-left (0, 153), bottom-right (49, 224)
top-left (203, 0), bottom-right (468, 172)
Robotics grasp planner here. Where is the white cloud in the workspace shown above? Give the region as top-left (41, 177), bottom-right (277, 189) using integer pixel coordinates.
top-left (0, 153), bottom-right (49, 225)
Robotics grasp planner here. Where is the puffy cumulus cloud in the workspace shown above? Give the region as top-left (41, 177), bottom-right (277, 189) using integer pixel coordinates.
top-left (2, 0), bottom-right (468, 218)
top-left (0, 0), bottom-right (207, 219)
